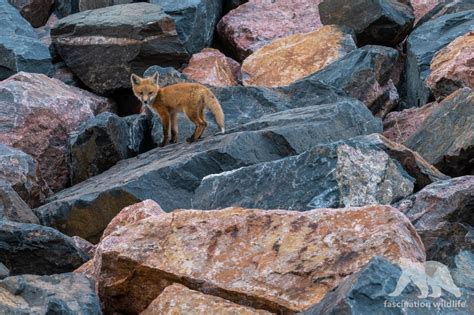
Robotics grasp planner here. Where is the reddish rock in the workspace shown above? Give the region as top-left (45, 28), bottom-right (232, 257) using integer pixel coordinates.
top-left (8, 0), bottom-right (54, 27)
top-left (383, 101), bottom-right (439, 144)
top-left (217, 0), bottom-right (323, 61)
top-left (182, 48), bottom-right (241, 87)
top-left (241, 25), bottom-right (356, 87)
top-left (141, 284), bottom-right (272, 315)
top-left (0, 72), bottom-right (115, 191)
top-left (88, 205), bottom-right (424, 313)
top-left (426, 31), bottom-right (474, 101)
top-left (409, 0), bottom-right (439, 23)
top-left (72, 236), bottom-right (96, 258)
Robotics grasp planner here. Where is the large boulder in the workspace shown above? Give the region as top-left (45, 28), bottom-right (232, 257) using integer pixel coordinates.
top-left (416, 0), bottom-right (474, 26)
top-left (34, 99), bottom-right (381, 243)
top-left (319, 0), bottom-right (414, 47)
top-left (0, 72), bottom-right (115, 192)
top-left (405, 88), bottom-right (473, 177)
top-left (182, 48), bottom-right (241, 87)
top-left (241, 25), bottom-right (356, 87)
top-left (217, 0), bottom-right (323, 61)
top-left (0, 273), bottom-right (101, 314)
top-left (87, 205), bottom-right (424, 313)
top-left (0, 220), bottom-right (88, 275)
top-left (0, 180), bottom-right (39, 224)
top-left (404, 10), bottom-right (474, 107)
top-left (397, 176), bottom-right (474, 266)
top-left (0, 0), bottom-right (52, 80)
top-left (410, 0), bottom-right (439, 23)
top-left (142, 283), bottom-right (272, 315)
top-left (0, 144), bottom-right (50, 208)
top-left (8, 0), bottom-right (54, 27)
top-left (52, 1), bottom-right (222, 94)
top-left (426, 31), bottom-right (474, 101)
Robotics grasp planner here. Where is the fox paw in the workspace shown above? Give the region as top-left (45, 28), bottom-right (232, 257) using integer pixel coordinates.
top-left (158, 141), bottom-right (168, 147)
top-left (186, 137), bottom-right (195, 143)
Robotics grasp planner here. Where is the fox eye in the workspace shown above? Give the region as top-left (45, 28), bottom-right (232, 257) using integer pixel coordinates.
top-left (139, 92), bottom-right (143, 96)
top-left (149, 92), bottom-right (153, 96)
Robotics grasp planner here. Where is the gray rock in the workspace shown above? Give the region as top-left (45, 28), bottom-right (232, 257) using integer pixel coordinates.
top-left (319, 0), bottom-right (414, 47)
top-left (8, 0), bottom-right (54, 27)
top-left (0, 220), bottom-right (88, 275)
top-left (416, 0), bottom-right (474, 27)
top-left (405, 10), bottom-right (474, 107)
top-left (451, 250), bottom-right (474, 290)
top-left (0, 263), bottom-right (9, 279)
top-left (0, 180), bottom-right (39, 224)
top-left (0, 0), bottom-right (52, 79)
top-left (405, 88), bottom-right (473, 177)
top-left (193, 134), bottom-right (414, 210)
top-left (0, 273), bottom-right (100, 314)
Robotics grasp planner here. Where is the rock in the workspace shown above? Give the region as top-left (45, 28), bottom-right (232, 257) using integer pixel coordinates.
top-left (141, 283), bottom-right (272, 315)
top-left (396, 176), bottom-right (474, 266)
top-left (217, 0), bottom-right (323, 61)
top-left (383, 101), bottom-right (439, 144)
top-left (52, 1), bottom-right (222, 94)
top-left (426, 31), bottom-right (474, 101)
top-left (88, 205), bottom-right (424, 314)
top-left (70, 112), bottom-right (150, 184)
top-left (0, 180), bottom-right (39, 224)
top-left (302, 256), bottom-right (473, 315)
top-left (0, 144), bottom-right (50, 208)
top-left (72, 236), bottom-right (95, 258)
top-left (405, 88), bottom-right (473, 177)
top-left (78, 0), bottom-right (133, 11)
top-left (301, 45), bottom-right (400, 118)
top-left (410, 0), bottom-right (439, 23)
top-left (8, 0), bottom-right (54, 27)
top-left (0, 263), bottom-right (9, 279)
top-left (241, 25), bottom-right (356, 87)
top-left (52, 61), bottom-right (83, 87)
top-left (0, 273), bottom-right (101, 314)
top-left (416, 0), bottom-right (474, 26)
top-left (182, 48), bottom-right (241, 87)
top-left (34, 13), bottom-right (60, 62)
top-left (223, 0), bottom-right (248, 13)
top-left (0, 0), bottom-right (52, 79)
top-left (319, 0), bottom-right (414, 47)
top-left (34, 99), bottom-right (381, 242)
top-left (0, 72), bottom-right (115, 192)
top-left (451, 250), bottom-right (474, 290)
top-left (193, 133), bottom-right (449, 210)
top-left (0, 220), bottom-right (88, 275)
top-left (404, 10), bottom-right (474, 107)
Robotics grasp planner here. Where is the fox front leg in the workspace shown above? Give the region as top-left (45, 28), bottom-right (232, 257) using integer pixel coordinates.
top-left (158, 111), bottom-right (170, 147)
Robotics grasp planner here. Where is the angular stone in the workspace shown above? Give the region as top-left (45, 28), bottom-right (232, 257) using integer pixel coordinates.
top-left (0, 273), bottom-right (101, 314)
top-left (223, 0), bottom-right (248, 13)
top-left (182, 48), bottom-right (241, 87)
top-left (72, 236), bottom-right (95, 258)
top-left (8, 0), bottom-right (54, 27)
top-left (405, 88), bottom-right (473, 177)
top-left (0, 220), bottom-right (88, 275)
top-left (0, 180), bottom-right (39, 224)
top-left (0, 263), bottom-right (9, 280)
top-left (0, 72), bottom-right (115, 192)
top-left (34, 99), bottom-right (381, 242)
top-left (409, 0), bottom-right (439, 23)
top-left (0, 0), bottom-right (52, 79)
top-left (0, 144), bottom-right (50, 208)
top-left (405, 10), bottom-right (474, 107)
top-left (88, 205), bottom-right (424, 313)
top-left (319, 0), bottom-right (414, 47)
top-left (217, 0), bottom-right (323, 61)
top-left (141, 283), bottom-right (272, 315)
top-left (241, 25), bottom-right (356, 87)
top-left (426, 31), bottom-right (474, 101)
top-left (397, 176), bottom-right (474, 266)
top-left (452, 250), bottom-right (474, 290)
top-left (416, 0), bottom-right (474, 26)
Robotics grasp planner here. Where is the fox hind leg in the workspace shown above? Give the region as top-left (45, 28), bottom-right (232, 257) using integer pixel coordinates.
top-left (170, 112), bottom-right (178, 144)
top-left (185, 108), bottom-right (207, 143)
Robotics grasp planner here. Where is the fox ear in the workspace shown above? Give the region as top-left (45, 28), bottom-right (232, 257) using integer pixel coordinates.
top-left (151, 72), bottom-right (160, 85)
top-left (131, 73), bottom-right (141, 86)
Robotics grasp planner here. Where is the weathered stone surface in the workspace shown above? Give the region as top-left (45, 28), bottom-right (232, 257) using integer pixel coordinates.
top-left (141, 283), bottom-right (272, 315)
top-left (397, 176), bottom-right (474, 266)
top-left (182, 48), bottom-right (241, 87)
top-left (34, 13), bottom-right (60, 62)
top-left (426, 31), bottom-right (474, 101)
top-left (78, 0), bottom-right (133, 11)
top-left (383, 101), bottom-right (439, 144)
top-left (52, 1), bottom-right (222, 94)
top-left (452, 250), bottom-right (474, 290)
top-left (217, 0), bottom-right (323, 61)
top-left (405, 88), bottom-right (473, 177)
top-left (194, 133), bottom-right (447, 210)
top-left (302, 256), bottom-right (473, 315)
top-left (72, 236), bottom-right (95, 258)
top-left (0, 220), bottom-right (88, 275)
top-left (0, 180), bottom-right (39, 224)
top-left (0, 144), bottom-right (49, 208)
top-left (0, 263), bottom-right (9, 279)
top-left (0, 273), bottom-right (101, 314)
top-left (416, 0), bottom-right (474, 26)
top-left (241, 25), bottom-right (356, 87)
top-left (8, 0), bottom-right (54, 27)
top-left (223, 0), bottom-right (248, 13)
top-left (70, 112), bottom-right (150, 184)
top-left (88, 205), bottom-right (424, 313)
top-left (319, 0), bottom-right (414, 47)
top-left (405, 10), bottom-right (474, 107)
top-left (410, 0), bottom-right (439, 23)
top-left (34, 99), bottom-right (381, 242)
top-left (0, 72), bottom-right (115, 192)
top-left (0, 0), bottom-right (52, 80)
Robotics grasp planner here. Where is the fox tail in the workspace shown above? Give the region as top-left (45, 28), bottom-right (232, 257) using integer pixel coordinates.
top-left (205, 93), bottom-right (225, 134)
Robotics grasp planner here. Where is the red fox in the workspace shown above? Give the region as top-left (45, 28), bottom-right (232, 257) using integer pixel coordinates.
top-left (131, 72), bottom-right (225, 147)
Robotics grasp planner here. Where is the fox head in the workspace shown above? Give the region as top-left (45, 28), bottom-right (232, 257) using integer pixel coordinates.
top-left (131, 72), bottom-right (160, 108)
